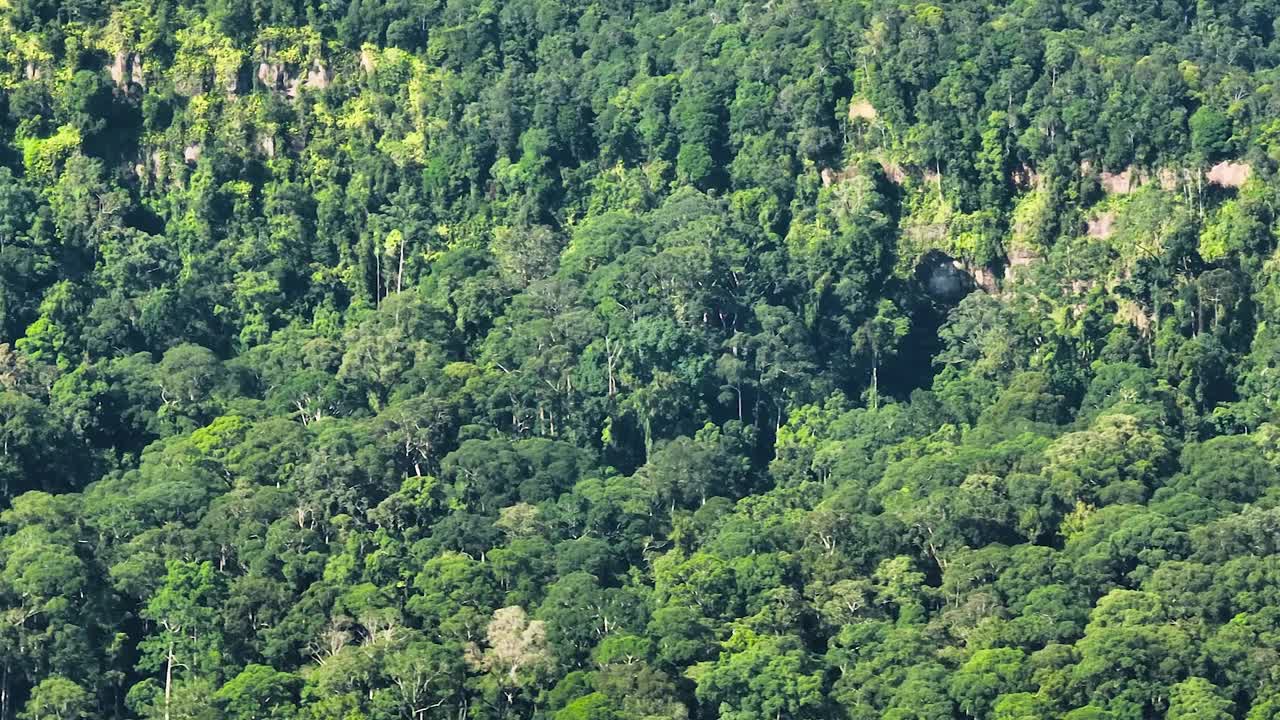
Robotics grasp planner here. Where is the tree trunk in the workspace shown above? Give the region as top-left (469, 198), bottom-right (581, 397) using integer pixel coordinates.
top-left (397, 238), bottom-right (405, 295)
top-left (606, 339), bottom-right (617, 398)
top-left (870, 364), bottom-right (878, 410)
top-left (164, 642), bottom-right (174, 720)
top-left (642, 416), bottom-right (653, 462)
top-left (870, 349), bottom-right (879, 411)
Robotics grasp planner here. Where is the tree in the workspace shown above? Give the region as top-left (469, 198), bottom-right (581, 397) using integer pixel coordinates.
top-left (19, 677), bottom-right (93, 720)
top-left (696, 632), bottom-right (826, 720)
top-left (1167, 677), bottom-right (1233, 720)
top-left (0, 390), bottom-right (65, 497)
top-left (853, 299), bottom-right (910, 409)
top-left (1072, 590), bottom-right (1195, 717)
top-left (948, 649), bottom-right (1030, 718)
top-left (492, 225), bottom-right (563, 289)
top-left (466, 606), bottom-right (555, 709)
top-left (1189, 107), bottom-right (1231, 162)
top-left (1170, 435), bottom-right (1279, 505)
top-left (214, 665), bottom-right (301, 720)
top-left (155, 345), bottom-right (232, 433)
top-left (137, 562), bottom-right (226, 720)
top-left (882, 664), bottom-right (955, 720)
top-left (378, 637), bottom-right (465, 720)
top-left (990, 693), bottom-right (1050, 720)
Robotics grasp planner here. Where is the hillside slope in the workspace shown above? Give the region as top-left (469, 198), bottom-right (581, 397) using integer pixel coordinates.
top-left (0, 0), bottom-right (1278, 718)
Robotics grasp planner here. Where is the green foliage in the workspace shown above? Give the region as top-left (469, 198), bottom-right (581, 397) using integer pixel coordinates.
top-left (19, 677), bottom-right (92, 720)
top-left (0, 0), bottom-right (1276, 718)
top-left (1190, 107), bottom-right (1232, 162)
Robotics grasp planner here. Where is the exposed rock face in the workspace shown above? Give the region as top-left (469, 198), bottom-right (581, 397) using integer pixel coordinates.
top-left (109, 53), bottom-right (127, 85)
top-left (848, 98), bottom-right (877, 121)
top-left (1005, 247), bottom-right (1041, 283)
top-left (108, 52), bottom-right (146, 87)
top-left (820, 166), bottom-right (858, 187)
top-left (819, 161), bottom-right (942, 188)
top-left (305, 60), bottom-right (332, 90)
top-left (1011, 164), bottom-right (1040, 191)
top-left (916, 250), bottom-right (975, 303)
top-left (881, 161), bottom-right (906, 184)
top-left (1207, 161), bottom-right (1250, 188)
top-left (1081, 161), bottom-right (1136, 194)
top-left (1099, 168), bottom-right (1134, 194)
top-left (1116, 299), bottom-right (1152, 337)
top-left (1079, 162), bottom-right (1251, 193)
top-left (969, 265), bottom-right (999, 294)
top-left (184, 144), bottom-right (202, 164)
top-left (256, 59), bottom-right (327, 98)
top-left (257, 62), bottom-right (288, 91)
top-left (1087, 211), bottom-right (1116, 239)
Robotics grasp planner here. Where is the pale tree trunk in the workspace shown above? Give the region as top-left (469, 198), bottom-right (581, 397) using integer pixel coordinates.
top-left (164, 641), bottom-right (175, 720)
top-left (870, 360), bottom-right (879, 410)
top-left (397, 239), bottom-right (405, 295)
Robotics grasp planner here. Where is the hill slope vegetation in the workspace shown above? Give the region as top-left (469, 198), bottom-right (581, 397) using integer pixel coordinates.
top-left (0, 0), bottom-right (1279, 718)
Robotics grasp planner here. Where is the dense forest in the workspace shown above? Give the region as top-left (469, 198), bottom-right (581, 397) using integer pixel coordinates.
top-left (0, 0), bottom-right (1278, 717)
